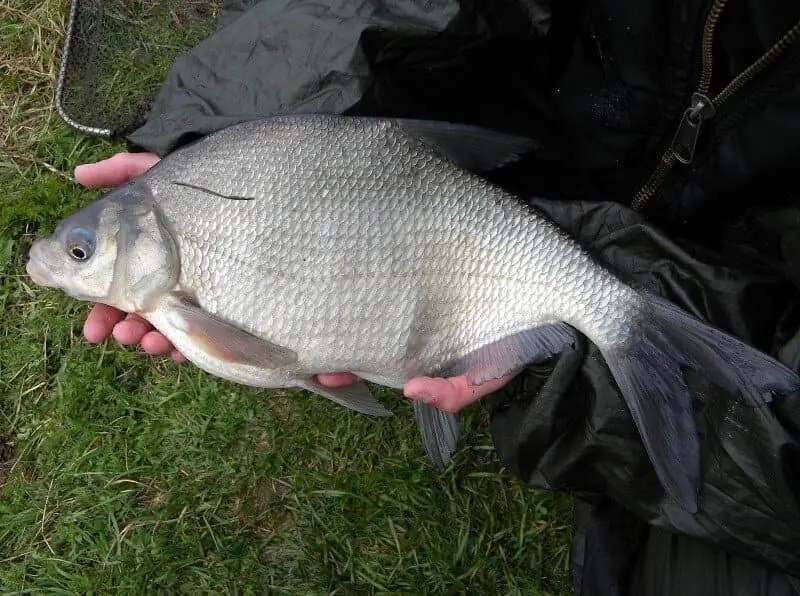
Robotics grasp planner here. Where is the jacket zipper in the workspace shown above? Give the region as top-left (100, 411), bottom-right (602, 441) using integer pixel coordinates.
top-left (631, 1), bottom-right (800, 211)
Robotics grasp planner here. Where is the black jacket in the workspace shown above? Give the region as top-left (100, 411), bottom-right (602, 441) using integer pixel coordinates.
top-left (125, 1), bottom-right (800, 593)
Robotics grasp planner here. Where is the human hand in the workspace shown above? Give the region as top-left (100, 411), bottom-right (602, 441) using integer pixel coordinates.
top-left (76, 152), bottom-right (515, 411)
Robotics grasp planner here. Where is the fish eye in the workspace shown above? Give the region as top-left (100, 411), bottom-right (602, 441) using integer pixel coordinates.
top-left (68, 244), bottom-right (89, 261)
top-left (65, 227), bottom-right (95, 262)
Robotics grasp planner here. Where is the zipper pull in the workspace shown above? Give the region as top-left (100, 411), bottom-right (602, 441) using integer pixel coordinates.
top-left (670, 92), bottom-right (716, 164)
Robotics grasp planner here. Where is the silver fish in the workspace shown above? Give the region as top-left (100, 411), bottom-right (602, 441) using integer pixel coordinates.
top-left (26, 114), bottom-right (800, 513)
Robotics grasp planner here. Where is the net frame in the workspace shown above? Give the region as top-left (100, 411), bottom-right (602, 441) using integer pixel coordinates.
top-left (55, 0), bottom-right (221, 138)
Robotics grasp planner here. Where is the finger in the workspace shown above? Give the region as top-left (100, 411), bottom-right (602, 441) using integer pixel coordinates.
top-left (172, 350), bottom-right (187, 362)
top-left (140, 330), bottom-right (175, 355)
top-left (112, 313), bottom-right (154, 345)
top-left (404, 372), bottom-right (517, 413)
top-left (74, 152), bottom-right (160, 188)
top-left (83, 303), bottom-right (127, 343)
top-left (316, 372), bottom-right (362, 388)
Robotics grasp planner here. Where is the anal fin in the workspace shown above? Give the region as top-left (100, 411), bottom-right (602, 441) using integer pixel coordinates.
top-left (412, 324), bottom-right (574, 472)
top-left (447, 323), bottom-right (577, 385)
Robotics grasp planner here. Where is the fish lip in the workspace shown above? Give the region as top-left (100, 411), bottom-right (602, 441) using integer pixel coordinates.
top-left (26, 258), bottom-right (53, 287)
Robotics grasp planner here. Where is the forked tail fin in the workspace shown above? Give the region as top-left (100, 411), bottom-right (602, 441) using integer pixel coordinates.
top-left (603, 292), bottom-right (800, 514)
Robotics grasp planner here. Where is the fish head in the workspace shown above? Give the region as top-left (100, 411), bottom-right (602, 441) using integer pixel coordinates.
top-left (26, 182), bottom-right (180, 313)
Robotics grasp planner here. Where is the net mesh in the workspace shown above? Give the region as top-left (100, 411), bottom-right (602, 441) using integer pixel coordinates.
top-left (56, 0), bottom-right (222, 138)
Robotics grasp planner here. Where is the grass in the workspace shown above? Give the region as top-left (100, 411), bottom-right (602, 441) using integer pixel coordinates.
top-left (0, 1), bottom-right (575, 593)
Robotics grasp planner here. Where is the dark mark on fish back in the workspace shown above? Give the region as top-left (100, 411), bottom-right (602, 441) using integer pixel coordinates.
top-left (171, 180), bottom-right (255, 201)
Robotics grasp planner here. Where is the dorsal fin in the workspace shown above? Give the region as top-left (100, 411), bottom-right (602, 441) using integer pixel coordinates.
top-left (394, 119), bottom-right (539, 172)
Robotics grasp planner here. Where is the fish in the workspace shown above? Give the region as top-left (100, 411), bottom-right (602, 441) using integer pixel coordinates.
top-left (25, 114), bottom-right (800, 514)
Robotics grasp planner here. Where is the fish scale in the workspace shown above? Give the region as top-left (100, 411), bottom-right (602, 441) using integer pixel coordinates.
top-left (27, 114), bottom-right (800, 515)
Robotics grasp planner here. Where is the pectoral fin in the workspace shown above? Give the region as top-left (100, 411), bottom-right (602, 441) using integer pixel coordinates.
top-left (163, 293), bottom-right (297, 368)
top-left (297, 378), bottom-right (393, 418)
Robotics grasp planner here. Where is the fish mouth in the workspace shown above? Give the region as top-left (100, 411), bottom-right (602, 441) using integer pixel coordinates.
top-left (25, 242), bottom-right (55, 287)
top-left (26, 258), bottom-right (54, 287)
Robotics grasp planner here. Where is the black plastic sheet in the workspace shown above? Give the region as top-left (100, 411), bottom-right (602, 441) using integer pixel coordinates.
top-left (488, 198), bottom-right (800, 593)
